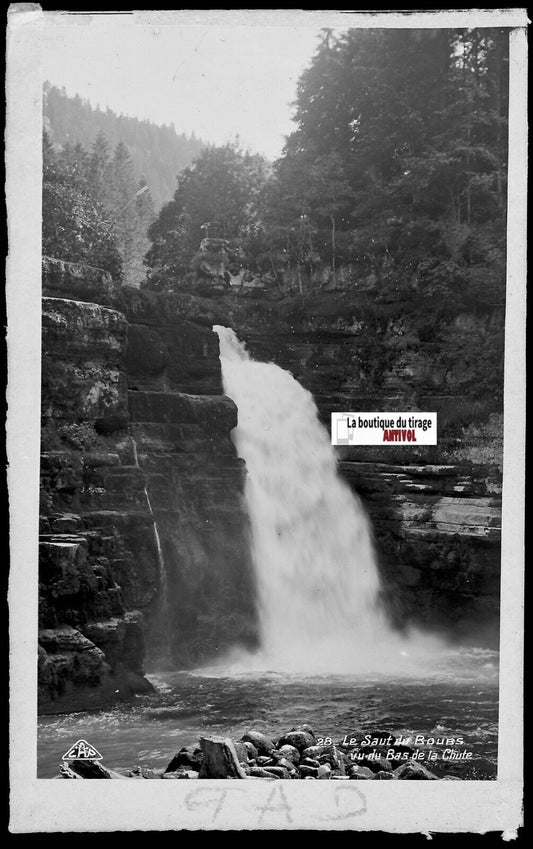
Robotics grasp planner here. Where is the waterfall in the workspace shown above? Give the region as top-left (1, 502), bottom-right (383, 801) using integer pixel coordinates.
top-left (131, 436), bottom-right (171, 661)
top-left (214, 326), bottom-right (442, 674)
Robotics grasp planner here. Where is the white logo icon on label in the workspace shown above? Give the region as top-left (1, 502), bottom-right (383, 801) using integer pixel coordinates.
top-left (62, 739), bottom-right (103, 760)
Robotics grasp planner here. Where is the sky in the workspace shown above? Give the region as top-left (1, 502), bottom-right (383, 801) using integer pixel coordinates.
top-left (42, 11), bottom-right (354, 160)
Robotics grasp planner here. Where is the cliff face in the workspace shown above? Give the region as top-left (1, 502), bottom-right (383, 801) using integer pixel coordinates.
top-left (39, 258), bottom-right (502, 713)
top-left (216, 289), bottom-right (503, 644)
top-left (39, 259), bottom-right (256, 714)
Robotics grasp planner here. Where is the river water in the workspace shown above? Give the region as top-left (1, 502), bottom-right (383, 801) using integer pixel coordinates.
top-left (38, 647), bottom-right (498, 779)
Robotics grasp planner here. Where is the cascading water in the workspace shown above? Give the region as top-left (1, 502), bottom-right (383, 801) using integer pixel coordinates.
top-left (214, 326), bottom-right (444, 674)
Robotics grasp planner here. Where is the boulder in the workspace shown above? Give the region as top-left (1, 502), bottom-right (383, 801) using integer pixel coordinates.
top-left (276, 758), bottom-right (299, 776)
top-left (262, 766), bottom-right (291, 779)
top-left (61, 759), bottom-right (124, 779)
top-left (393, 762), bottom-right (439, 780)
top-left (299, 765), bottom-right (318, 778)
top-left (353, 755), bottom-right (393, 774)
top-left (278, 730), bottom-right (315, 752)
top-left (301, 745), bottom-right (323, 760)
top-left (289, 724), bottom-right (315, 738)
top-left (243, 741), bottom-right (259, 760)
top-left (316, 744), bottom-right (344, 771)
top-left (233, 741), bottom-right (252, 763)
top-left (162, 769), bottom-right (199, 780)
top-left (248, 767), bottom-right (278, 779)
top-left (301, 757), bottom-right (321, 768)
top-left (165, 745), bottom-right (204, 774)
top-left (349, 765), bottom-right (375, 780)
top-left (241, 731), bottom-right (276, 756)
top-left (198, 736), bottom-right (247, 779)
top-left (277, 744), bottom-right (300, 766)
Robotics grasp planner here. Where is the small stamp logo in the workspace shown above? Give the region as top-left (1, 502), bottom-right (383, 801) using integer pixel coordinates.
top-left (62, 739), bottom-right (103, 760)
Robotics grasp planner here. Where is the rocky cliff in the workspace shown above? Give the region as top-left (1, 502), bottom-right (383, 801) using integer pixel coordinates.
top-left (214, 288), bottom-right (503, 644)
top-left (39, 258), bottom-right (256, 713)
top-left (39, 258), bottom-right (503, 713)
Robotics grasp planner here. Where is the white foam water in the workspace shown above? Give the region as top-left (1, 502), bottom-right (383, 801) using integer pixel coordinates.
top-left (214, 326), bottom-right (446, 675)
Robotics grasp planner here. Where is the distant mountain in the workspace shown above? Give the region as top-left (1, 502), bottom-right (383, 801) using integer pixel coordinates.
top-left (43, 82), bottom-right (207, 210)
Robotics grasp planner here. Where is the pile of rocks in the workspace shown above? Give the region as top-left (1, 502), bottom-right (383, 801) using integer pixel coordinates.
top-left (59, 726), bottom-right (448, 780)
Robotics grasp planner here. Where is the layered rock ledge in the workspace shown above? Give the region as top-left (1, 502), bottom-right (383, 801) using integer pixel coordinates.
top-left (39, 260), bottom-right (256, 713)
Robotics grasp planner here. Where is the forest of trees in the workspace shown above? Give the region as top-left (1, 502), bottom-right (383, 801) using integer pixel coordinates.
top-left (43, 82), bottom-right (205, 210)
top-left (43, 28), bottom-right (509, 397)
top-left (43, 130), bottom-right (156, 284)
top-left (145, 27), bottom-right (508, 313)
top-left (141, 27), bottom-right (508, 399)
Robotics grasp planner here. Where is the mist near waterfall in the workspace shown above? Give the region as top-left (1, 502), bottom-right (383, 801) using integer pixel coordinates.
top-left (214, 326), bottom-right (447, 676)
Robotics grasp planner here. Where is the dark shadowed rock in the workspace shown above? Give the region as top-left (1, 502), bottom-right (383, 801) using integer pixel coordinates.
top-left (62, 759), bottom-right (124, 779)
top-left (290, 724), bottom-right (315, 738)
top-left (198, 736), bottom-right (247, 778)
top-left (249, 767), bottom-right (278, 779)
top-left (243, 741), bottom-right (259, 760)
top-left (315, 744), bottom-right (344, 771)
top-left (278, 730), bottom-right (315, 752)
top-left (278, 744), bottom-right (300, 765)
top-left (393, 761), bottom-right (439, 780)
top-left (301, 757), bottom-right (321, 768)
top-left (349, 765), bottom-right (376, 780)
top-left (276, 758), bottom-right (299, 776)
top-left (39, 270), bottom-right (257, 713)
top-left (171, 769), bottom-right (200, 780)
top-left (233, 741), bottom-right (252, 763)
top-left (263, 766), bottom-right (291, 779)
top-left (352, 754), bottom-right (394, 774)
top-left (301, 745), bottom-right (323, 760)
top-left (241, 731), bottom-right (276, 756)
top-left (162, 769), bottom-right (199, 780)
top-left (299, 765), bottom-right (319, 778)
top-left (165, 745), bottom-right (204, 774)
top-left (59, 763), bottom-right (83, 779)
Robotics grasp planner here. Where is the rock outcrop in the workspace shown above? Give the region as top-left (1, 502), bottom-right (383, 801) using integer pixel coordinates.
top-left (215, 288), bottom-right (503, 642)
top-left (39, 257), bottom-right (503, 712)
top-left (39, 261), bottom-right (256, 713)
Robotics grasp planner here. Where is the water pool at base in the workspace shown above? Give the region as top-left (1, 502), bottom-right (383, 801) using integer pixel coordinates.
top-left (38, 648), bottom-right (498, 779)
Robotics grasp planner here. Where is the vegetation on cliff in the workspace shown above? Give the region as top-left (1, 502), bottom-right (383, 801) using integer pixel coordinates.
top-left (144, 143), bottom-right (270, 289)
top-left (145, 28), bottom-right (507, 301)
top-left (143, 27), bottom-right (508, 401)
top-left (42, 28), bottom-right (508, 399)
